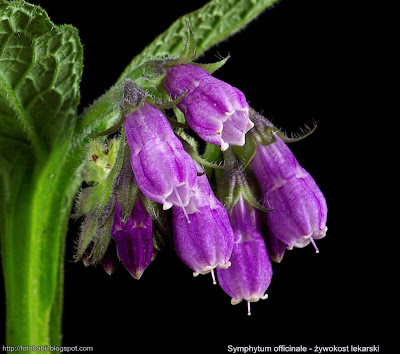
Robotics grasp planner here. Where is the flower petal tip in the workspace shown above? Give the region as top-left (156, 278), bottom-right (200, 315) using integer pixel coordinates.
top-left (217, 261), bottom-right (231, 270)
top-left (231, 298), bottom-right (243, 305)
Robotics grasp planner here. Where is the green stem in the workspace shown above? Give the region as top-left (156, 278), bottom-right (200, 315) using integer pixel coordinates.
top-left (1, 140), bottom-right (82, 350)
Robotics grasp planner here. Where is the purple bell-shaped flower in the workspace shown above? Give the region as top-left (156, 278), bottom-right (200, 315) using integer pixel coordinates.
top-left (164, 64), bottom-right (254, 151)
top-left (172, 165), bottom-right (234, 280)
top-left (251, 135), bottom-right (328, 251)
top-left (217, 195), bottom-right (272, 315)
top-left (124, 102), bottom-right (197, 210)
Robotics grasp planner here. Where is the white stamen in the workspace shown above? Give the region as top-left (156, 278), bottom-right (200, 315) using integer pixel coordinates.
top-left (174, 188), bottom-right (191, 224)
top-left (211, 269), bottom-right (217, 285)
top-left (247, 301), bottom-right (251, 316)
top-left (310, 237), bottom-right (320, 253)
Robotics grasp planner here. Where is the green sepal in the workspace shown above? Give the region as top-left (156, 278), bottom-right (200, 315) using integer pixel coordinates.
top-left (217, 153), bottom-right (267, 213)
top-left (217, 171), bottom-right (242, 212)
top-left (166, 21), bottom-right (196, 67)
top-left (172, 105), bottom-right (186, 124)
top-left (191, 151), bottom-right (226, 171)
top-left (88, 111), bottom-right (125, 137)
top-left (250, 108), bottom-right (317, 146)
top-left (179, 132), bottom-right (225, 170)
top-left (190, 55), bottom-right (230, 74)
top-left (152, 230), bottom-right (165, 252)
top-left (237, 172), bottom-right (270, 213)
top-left (178, 131), bottom-right (198, 151)
top-left (89, 212), bottom-right (114, 265)
top-left (277, 121), bottom-right (318, 143)
top-left (114, 142), bottom-right (139, 222)
top-left (140, 193), bottom-right (167, 232)
top-left (202, 143), bottom-right (224, 180)
top-left (157, 89), bottom-right (188, 109)
top-left (98, 193), bottom-right (117, 228)
top-left (79, 205), bottom-right (115, 266)
top-left (249, 108), bottom-right (278, 146)
top-left (74, 188), bottom-right (98, 219)
top-left (252, 125), bottom-right (277, 146)
top-left (160, 85), bottom-right (186, 125)
top-left (75, 210), bottom-right (97, 262)
top-left (167, 119), bottom-right (188, 129)
top-left (233, 135), bottom-right (258, 171)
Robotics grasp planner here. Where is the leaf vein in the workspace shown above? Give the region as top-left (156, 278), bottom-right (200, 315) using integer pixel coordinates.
top-left (0, 71), bottom-right (45, 158)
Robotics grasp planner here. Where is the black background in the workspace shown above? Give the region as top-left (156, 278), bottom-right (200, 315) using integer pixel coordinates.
top-left (0, 0), bottom-right (395, 353)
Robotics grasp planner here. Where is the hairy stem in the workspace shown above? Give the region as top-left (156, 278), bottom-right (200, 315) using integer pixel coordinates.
top-left (1, 140), bottom-right (82, 349)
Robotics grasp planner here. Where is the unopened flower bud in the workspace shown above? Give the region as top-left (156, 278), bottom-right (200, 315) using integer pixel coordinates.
top-left (101, 241), bottom-right (118, 275)
top-left (111, 198), bottom-right (153, 279)
top-left (264, 229), bottom-right (287, 263)
top-left (163, 64), bottom-right (253, 151)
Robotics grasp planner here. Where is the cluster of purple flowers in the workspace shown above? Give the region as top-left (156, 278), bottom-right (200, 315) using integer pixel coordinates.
top-left (79, 63), bottom-right (327, 315)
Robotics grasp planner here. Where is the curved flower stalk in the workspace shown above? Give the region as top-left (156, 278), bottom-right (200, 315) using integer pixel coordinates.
top-left (251, 134), bottom-right (328, 251)
top-left (217, 195), bottom-right (272, 315)
top-left (163, 64), bottom-right (254, 151)
top-left (172, 165), bottom-right (234, 279)
top-left (124, 101), bottom-right (197, 210)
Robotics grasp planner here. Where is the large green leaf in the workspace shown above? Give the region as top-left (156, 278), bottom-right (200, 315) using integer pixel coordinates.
top-left (0, 0), bottom-right (82, 158)
top-left (0, 0), bottom-right (83, 348)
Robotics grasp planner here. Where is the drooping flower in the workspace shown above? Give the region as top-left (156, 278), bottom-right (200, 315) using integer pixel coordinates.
top-left (124, 102), bottom-right (197, 210)
top-left (163, 64), bottom-right (254, 151)
top-left (172, 165), bottom-right (234, 279)
top-left (251, 135), bottom-right (328, 251)
top-left (217, 195), bottom-right (272, 315)
top-left (111, 198), bottom-right (153, 279)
